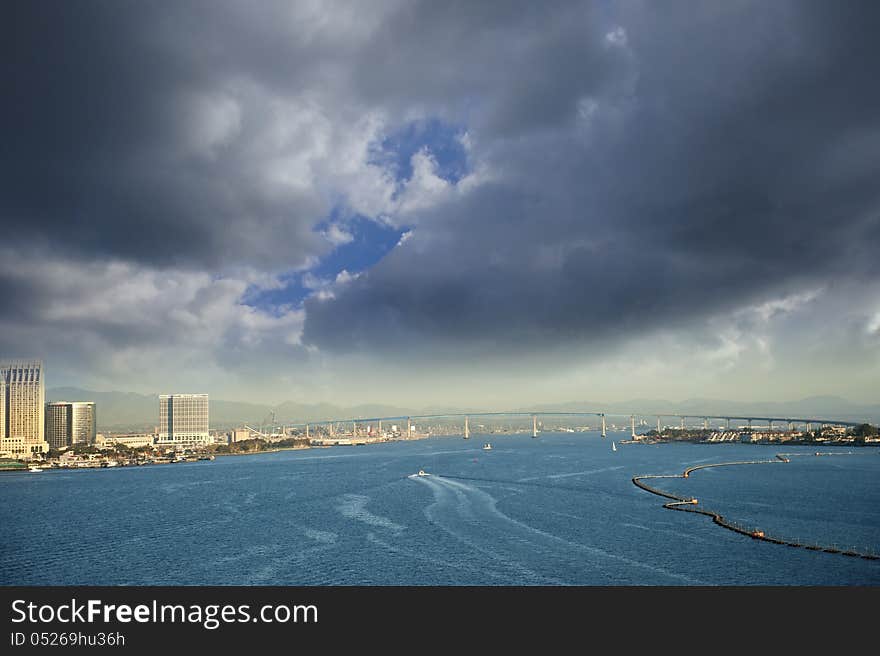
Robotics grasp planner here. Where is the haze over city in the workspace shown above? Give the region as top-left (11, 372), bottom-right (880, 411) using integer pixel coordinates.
top-left (3, 1), bottom-right (879, 408)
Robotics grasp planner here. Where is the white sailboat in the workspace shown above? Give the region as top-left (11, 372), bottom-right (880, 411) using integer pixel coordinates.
top-left (612, 441), bottom-right (617, 452)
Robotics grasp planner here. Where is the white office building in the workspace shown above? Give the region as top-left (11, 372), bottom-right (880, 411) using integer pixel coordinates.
top-left (157, 394), bottom-right (209, 447)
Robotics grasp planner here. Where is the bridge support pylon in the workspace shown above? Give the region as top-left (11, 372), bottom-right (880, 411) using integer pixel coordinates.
top-left (601, 414), bottom-right (606, 438)
top-left (631, 414), bottom-right (636, 439)
top-left (464, 416), bottom-right (470, 439)
top-left (532, 415), bottom-right (538, 438)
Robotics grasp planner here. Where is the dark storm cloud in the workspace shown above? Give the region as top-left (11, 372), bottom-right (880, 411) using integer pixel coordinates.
top-left (347, 0), bottom-right (630, 136)
top-left (2, 1), bottom-right (328, 270)
top-left (4, 1), bottom-right (880, 377)
top-left (303, 1), bottom-right (880, 358)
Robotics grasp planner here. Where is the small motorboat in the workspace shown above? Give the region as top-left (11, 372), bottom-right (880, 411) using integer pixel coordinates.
top-left (28, 466), bottom-right (43, 473)
top-left (482, 443), bottom-right (492, 450)
top-left (417, 469), bottom-right (429, 477)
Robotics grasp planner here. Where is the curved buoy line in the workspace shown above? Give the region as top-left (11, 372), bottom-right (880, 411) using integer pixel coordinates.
top-left (632, 452), bottom-right (879, 560)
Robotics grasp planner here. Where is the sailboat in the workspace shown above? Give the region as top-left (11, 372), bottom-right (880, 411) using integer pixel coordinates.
top-left (612, 441), bottom-right (617, 452)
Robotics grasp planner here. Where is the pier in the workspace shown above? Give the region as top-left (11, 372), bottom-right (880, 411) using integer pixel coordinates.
top-left (632, 452), bottom-right (879, 560)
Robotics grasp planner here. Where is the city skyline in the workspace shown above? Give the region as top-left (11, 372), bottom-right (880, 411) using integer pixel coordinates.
top-left (2, 2), bottom-right (879, 407)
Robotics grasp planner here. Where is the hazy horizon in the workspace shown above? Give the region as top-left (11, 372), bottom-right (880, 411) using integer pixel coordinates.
top-left (45, 385), bottom-right (880, 427)
top-left (3, 2), bottom-right (879, 407)
top-left (47, 386), bottom-right (875, 409)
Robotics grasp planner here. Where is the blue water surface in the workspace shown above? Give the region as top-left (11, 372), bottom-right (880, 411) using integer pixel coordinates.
top-left (2, 433), bottom-right (878, 585)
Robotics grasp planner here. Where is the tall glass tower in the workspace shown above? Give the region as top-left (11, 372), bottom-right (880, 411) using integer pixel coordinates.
top-left (45, 401), bottom-right (96, 448)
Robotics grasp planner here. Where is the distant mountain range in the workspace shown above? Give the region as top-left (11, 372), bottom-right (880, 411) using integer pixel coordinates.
top-left (515, 396), bottom-right (880, 423)
top-left (46, 387), bottom-right (880, 430)
top-left (46, 387), bottom-right (419, 430)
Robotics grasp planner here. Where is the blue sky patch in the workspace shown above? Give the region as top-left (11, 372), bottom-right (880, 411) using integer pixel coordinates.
top-left (244, 215), bottom-right (408, 311)
top-left (245, 118), bottom-right (467, 312)
top-left (370, 118), bottom-right (470, 185)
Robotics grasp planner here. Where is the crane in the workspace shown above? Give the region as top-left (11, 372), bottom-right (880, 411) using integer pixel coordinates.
top-left (243, 424), bottom-right (269, 439)
top-left (243, 410), bottom-right (277, 440)
top-left (260, 411), bottom-right (276, 437)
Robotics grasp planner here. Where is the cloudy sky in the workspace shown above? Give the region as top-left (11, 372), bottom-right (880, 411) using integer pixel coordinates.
top-left (2, 1), bottom-right (879, 407)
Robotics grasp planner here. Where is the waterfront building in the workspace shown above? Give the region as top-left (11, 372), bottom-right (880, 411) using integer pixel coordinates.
top-left (45, 401), bottom-right (97, 448)
top-left (96, 433), bottom-right (154, 449)
top-left (157, 394), bottom-right (209, 447)
top-left (45, 402), bottom-right (69, 449)
top-left (230, 428), bottom-right (251, 443)
top-left (0, 360), bottom-right (48, 458)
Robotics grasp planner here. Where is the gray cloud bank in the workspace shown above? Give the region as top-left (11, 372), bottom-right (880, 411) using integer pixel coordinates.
top-left (2, 1), bottom-right (879, 402)
top-left (304, 1), bottom-right (880, 357)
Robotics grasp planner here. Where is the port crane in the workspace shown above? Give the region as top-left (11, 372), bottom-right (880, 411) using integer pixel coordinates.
top-left (244, 411), bottom-right (277, 439)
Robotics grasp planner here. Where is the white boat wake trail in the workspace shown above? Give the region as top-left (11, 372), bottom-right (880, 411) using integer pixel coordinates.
top-left (414, 475), bottom-right (564, 584)
top-left (336, 494), bottom-right (405, 534)
top-left (413, 475), bottom-right (704, 585)
top-left (518, 465), bottom-right (624, 482)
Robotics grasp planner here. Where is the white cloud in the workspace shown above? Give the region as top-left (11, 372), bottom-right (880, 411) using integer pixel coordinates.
top-left (0, 251), bottom-right (305, 394)
top-left (335, 269), bottom-right (360, 284)
top-left (604, 26), bottom-right (627, 47)
top-left (323, 223), bottom-right (355, 246)
top-left (736, 288), bottom-right (824, 323)
top-left (395, 148), bottom-right (451, 214)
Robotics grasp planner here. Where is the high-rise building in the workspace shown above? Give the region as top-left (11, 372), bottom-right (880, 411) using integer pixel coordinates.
top-left (45, 402), bottom-right (69, 449)
top-left (45, 401), bottom-right (97, 449)
top-left (157, 394), bottom-right (209, 447)
top-left (0, 360), bottom-right (48, 459)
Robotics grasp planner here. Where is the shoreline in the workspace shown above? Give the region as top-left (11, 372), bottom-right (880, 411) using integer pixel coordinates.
top-left (3, 435), bottom-right (876, 473)
top-left (211, 444), bottom-right (311, 458)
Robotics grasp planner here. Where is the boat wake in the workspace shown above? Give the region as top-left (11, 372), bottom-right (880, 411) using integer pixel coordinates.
top-left (336, 493), bottom-right (405, 534)
top-left (412, 474), bottom-right (703, 584)
top-left (518, 465), bottom-right (625, 482)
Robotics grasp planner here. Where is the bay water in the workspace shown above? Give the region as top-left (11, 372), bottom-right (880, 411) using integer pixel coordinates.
top-left (3, 433), bottom-right (878, 585)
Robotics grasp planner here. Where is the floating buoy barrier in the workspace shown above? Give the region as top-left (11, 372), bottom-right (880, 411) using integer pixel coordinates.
top-left (632, 453), bottom-right (879, 560)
